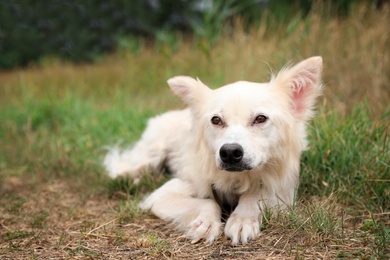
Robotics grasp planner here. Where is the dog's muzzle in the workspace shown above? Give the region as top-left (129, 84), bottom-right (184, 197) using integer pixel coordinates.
top-left (219, 143), bottom-right (252, 172)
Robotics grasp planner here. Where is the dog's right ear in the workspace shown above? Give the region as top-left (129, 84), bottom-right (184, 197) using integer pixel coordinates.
top-left (167, 76), bottom-right (211, 106)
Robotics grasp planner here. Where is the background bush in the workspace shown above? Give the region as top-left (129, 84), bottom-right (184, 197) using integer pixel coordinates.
top-left (0, 0), bottom-right (383, 69)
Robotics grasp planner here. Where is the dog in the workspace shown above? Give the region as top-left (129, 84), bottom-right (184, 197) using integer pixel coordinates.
top-left (104, 56), bottom-right (323, 245)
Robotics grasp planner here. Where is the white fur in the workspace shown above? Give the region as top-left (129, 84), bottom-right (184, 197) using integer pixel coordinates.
top-left (104, 56), bottom-right (323, 244)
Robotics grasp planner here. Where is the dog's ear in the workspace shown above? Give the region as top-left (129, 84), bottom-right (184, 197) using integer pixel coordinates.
top-left (167, 76), bottom-right (211, 106)
top-left (274, 56), bottom-right (323, 121)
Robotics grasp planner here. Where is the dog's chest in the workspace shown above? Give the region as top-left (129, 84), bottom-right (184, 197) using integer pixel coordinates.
top-left (211, 185), bottom-right (240, 221)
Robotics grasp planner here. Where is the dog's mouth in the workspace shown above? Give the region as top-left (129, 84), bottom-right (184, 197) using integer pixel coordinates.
top-left (220, 163), bottom-right (253, 172)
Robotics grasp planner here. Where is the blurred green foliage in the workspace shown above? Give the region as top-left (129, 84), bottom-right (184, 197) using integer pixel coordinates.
top-left (0, 0), bottom-right (383, 69)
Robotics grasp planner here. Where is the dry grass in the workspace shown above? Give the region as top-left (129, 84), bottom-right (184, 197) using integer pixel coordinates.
top-left (0, 3), bottom-right (389, 259)
top-left (0, 178), bottom-right (379, 259)
top-left (1, 4), bottom-right (388, 114)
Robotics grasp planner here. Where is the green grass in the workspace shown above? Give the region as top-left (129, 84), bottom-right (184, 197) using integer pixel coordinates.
top-left (301, 105), bottom-right (390, 212)
top-left (0, 4), bottom-right (389, 258)
top-left (0, 97), bottom-right (153, 179)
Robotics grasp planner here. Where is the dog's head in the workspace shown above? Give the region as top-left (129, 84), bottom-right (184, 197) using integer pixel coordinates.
top-left (167, 57), bottom-right (323, 172)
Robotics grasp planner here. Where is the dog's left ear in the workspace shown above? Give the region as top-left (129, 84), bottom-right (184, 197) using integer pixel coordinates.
top-left (274, 56), bottom-right (323, 121)
top-left (167, 76), bottom-right (211, 106)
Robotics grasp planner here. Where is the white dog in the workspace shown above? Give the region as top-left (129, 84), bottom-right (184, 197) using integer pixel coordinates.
top-left (104, 56), bottom-right (323, 245)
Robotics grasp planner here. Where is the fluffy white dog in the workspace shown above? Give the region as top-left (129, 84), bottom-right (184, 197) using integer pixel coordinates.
top-left (104, 56), bottom-right (323, 245)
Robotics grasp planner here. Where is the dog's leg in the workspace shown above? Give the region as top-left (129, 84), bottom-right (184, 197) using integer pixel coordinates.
top-left (224, 192), bottom-right (262, 245)
top-left (140, 178), bottom-right (222, 244)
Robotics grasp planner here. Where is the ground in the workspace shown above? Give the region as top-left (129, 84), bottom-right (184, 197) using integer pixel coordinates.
top-left (0, 175), bottom-right (381, 259)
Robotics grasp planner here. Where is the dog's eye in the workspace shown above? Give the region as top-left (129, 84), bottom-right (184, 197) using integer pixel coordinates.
top-left (253, 115), bottom-right (267, 124)
top-left (211, 116), bottom-right (223, 126)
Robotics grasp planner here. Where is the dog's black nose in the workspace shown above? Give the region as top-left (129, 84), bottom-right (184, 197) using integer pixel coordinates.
top-left (219, 143), bottom-right (244, 164)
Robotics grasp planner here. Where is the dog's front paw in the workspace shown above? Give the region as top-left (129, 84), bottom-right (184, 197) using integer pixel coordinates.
top-left (224, 213), bottom-right (261, 245)
top-left (187, 214), bottom-right (222, 244)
